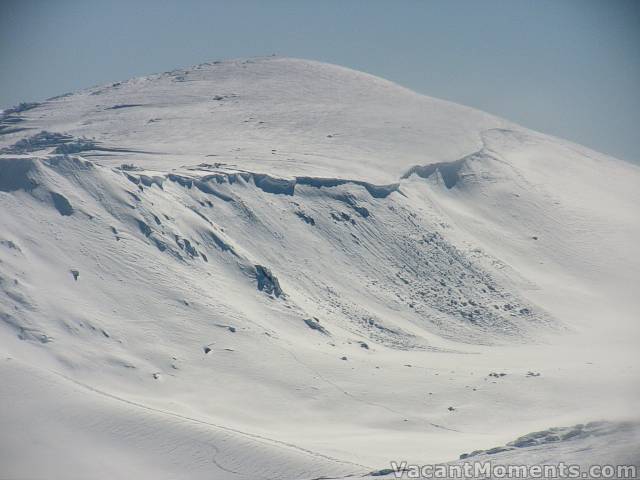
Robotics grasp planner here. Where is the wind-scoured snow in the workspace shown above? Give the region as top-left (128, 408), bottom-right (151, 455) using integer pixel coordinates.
top-left (1, 57), bottom-right (639, 479)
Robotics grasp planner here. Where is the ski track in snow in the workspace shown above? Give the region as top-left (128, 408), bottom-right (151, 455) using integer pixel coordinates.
top-left (48, 363), bottom-right (371, 473)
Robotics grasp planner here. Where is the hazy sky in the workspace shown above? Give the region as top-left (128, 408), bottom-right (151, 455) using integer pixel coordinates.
top-left (1, 0), bottom-right (639, 163)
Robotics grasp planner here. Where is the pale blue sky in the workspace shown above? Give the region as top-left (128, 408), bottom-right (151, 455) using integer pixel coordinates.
top-left (1, 0), bottom-right (638, 163)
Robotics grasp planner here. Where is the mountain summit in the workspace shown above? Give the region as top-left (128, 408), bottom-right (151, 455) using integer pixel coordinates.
top-left (2, 56), bottom-right (510, 183)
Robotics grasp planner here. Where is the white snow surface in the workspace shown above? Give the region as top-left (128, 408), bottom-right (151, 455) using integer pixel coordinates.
top-left (0, 57), bottom-right (639, 479)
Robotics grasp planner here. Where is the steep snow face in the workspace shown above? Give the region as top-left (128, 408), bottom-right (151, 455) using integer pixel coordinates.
top-left (1, 58), bottom-right (639, 479)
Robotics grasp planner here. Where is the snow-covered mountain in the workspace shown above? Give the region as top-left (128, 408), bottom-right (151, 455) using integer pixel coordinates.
top-left (1, 57), bottom-right (638, 479)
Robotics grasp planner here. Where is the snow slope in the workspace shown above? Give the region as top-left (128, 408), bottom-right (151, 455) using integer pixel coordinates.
top-left (0, 57), bottom-right (639, 479)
